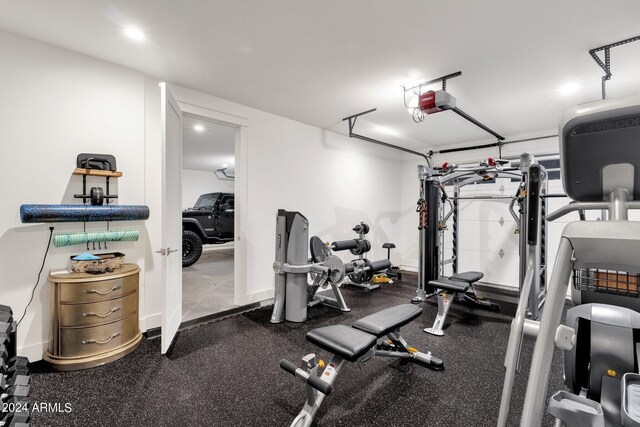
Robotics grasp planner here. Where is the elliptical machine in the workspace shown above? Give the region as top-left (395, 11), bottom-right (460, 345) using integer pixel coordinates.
top-left (498, 94), bottom-right (640, 426)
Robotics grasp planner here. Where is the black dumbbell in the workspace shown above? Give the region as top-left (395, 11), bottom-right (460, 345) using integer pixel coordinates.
top-left (1, 384), bottom-right (30, 402)
top-left (2, 356), bottom-right (28, 370)
top-left (2, 395), bottom-right (29, 407)
top-left (1, 374), bottom-right (31, 391)
top-left (0, 312), bottom-right (12, 324)
top-left (1, 357), bottom-right (29, 377)
top-left (1, 411), bottom-right (30, 427)
top-left (0, 323), bottom-right (16, 361)
top-left (0, 335), bottom-right (12, 366)
top-left (3, 370), bottom-right (29, 387)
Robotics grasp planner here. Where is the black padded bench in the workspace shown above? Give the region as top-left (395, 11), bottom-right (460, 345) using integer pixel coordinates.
top-left (424, 270), bottom-right (500, 336)
top-left (450, 271), bottom-right (484, 283)
top-left (306, 325), bottom-right (376, 363)
top-left (428, 278), bottom-right (470, 293)
top-left (280, 304), bottom-right (443, 427)
top-left (353, 303), bottom-right (422, 337)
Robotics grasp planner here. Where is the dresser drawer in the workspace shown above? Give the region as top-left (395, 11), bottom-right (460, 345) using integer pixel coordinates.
top-left (59, 292), bottom-right (138, 327)
top-left (59, 273), bottom-right (138, 303)
top-left (59, 315), bottom-right (139, 358)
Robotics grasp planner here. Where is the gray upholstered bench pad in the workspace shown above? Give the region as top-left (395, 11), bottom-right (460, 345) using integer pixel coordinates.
top-left (450, 271), bottom-right (483, 283)
top-left (429, 278), bottom-right (470, 293)
top-left (352, 304), bottom-right (423, 338)
top-left (306, 325), bottom-right (376, 362)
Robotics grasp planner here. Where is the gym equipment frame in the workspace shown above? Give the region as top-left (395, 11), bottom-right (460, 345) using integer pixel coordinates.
top-left (340, 222), bottom-right (383, 292)
top-left (279, 304), bottom-right (442, 427)
top-left (498, 94), bottom-right (640, 426)
top-left (270, 210), bottom-right (391, 323)
top-left (413, 154), bottom-right (548, 333)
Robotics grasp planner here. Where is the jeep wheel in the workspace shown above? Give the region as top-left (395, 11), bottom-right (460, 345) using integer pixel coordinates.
top-left (182, 230), bottom-right (203, 267)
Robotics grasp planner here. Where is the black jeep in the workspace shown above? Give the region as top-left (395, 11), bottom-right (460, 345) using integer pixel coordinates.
top-left (182, 192), bottom-right (234, 267)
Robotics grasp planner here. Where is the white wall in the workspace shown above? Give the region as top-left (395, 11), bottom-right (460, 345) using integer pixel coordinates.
top-left (0, 30), bottom-right (149, 361)
top-left (1, 30), bottom-right (405, 361)
top-left (145, 84), bottom-right (405, 305)
top-left (181, 168), bottom-right (234, 210)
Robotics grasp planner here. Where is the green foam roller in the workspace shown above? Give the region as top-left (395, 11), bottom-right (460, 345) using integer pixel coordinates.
top-left (53, 230), bottom-right (139, 247)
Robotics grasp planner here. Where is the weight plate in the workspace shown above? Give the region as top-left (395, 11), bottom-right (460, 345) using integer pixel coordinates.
top-left (323, 255), bottom-right (345, 285)
top-left (348, 259), bottom-right (373, 284)
top-left (310, 236), bottom-right (330, 263)
top-left (349, 239), bottom-right (371, 256)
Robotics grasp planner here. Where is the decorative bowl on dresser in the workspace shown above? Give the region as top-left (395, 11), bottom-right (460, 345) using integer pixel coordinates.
top-left (45, 263), bottom-right (142, 371)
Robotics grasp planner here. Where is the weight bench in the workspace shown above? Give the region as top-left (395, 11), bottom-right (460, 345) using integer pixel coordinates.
top-left (280, 304), bottom-right (443, 427)
top-left (424, 271), bottom-right (500, 336)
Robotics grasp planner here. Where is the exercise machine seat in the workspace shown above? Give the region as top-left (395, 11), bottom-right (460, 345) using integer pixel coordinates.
top-left (382, 243), bottom-right (396, 249)
top-left (450, 271), bottom-right (483, 283)
top-left (352, 304), bottom-right (422, 338)
top-left (428, 278), bottom-right (470, 293)
top-left (306, 325), bottom-right (376, 362)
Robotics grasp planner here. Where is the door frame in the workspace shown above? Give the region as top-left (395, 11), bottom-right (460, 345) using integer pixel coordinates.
top-left (175, 102), bottom-right (249, 308)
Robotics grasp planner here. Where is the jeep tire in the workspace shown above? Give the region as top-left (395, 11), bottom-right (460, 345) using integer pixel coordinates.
top-left (182, 230), bottom-right (203, 267)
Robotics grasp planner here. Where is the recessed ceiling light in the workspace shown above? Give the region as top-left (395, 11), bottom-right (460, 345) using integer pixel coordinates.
top-left (193, 124), bottom-right (204, 132)
top-left (374, 126), bottom-right (400, 137)
top-left (222, 163), bottom-right (228, 168)
top-left (123, 27), bottom-right (146, 42)
top-left (559, 82), bottom-right (581, 95)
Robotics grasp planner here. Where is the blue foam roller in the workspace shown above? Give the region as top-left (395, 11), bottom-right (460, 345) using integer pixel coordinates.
top-left (20, 204), bottom-right (150, 223)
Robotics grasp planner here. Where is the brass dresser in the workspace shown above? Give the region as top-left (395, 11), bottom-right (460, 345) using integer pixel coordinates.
top-left (45, 263), bottom-right (142, 371)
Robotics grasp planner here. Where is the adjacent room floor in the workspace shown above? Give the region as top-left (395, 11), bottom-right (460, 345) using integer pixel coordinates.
top-left (30, 275), bottom-right (564, 426)
top-left (182, 246), bottom-right (235, 322)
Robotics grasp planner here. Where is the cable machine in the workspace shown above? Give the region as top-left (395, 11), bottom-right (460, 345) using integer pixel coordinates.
top-left (413, 153), bottom-right (548, 320)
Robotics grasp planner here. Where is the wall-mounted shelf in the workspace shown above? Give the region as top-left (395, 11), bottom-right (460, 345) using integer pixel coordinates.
top-left (73, 168), bottom-right (123, 178)
top-left (20, 160), bottom-right (149, 224)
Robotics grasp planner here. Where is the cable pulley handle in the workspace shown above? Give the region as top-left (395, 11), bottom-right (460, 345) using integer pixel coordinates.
top-left (526, 164), bottom-right (542, 245)
top-left (416, 199), bottom-right (428, 230)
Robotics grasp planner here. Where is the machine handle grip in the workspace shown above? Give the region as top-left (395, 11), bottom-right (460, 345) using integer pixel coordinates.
top-left (307, 373), bottom-right (332, 396)
top-left (279, 359), bottom-right (333, 395)
top-left (526, 164), bottom-right (542, 245)
top-left (331, 240), bottom-right (359, 251)
top-left (369, 259), bottom-right (392, 272)
top-left (280, 359), bottom-right (298, 376)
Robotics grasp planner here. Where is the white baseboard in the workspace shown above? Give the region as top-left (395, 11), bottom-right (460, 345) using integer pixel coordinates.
top-left (243, 289), bottom-right (273, 305)
top-left (399, 265), bottom-right (418, 273)
top-left (17, 340), bottom-right (47, 363)
top-left (260, 298), bottom-right (274, 307)
top-left (140, 313), bottom-right (162, 331)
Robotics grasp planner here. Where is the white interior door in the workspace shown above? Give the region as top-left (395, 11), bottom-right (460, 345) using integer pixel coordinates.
top-left (160, 82), bottom-right (182, 353)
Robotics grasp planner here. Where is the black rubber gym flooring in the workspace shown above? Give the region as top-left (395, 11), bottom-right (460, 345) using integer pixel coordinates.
top-left (30, 275), bottom-right (564, 426)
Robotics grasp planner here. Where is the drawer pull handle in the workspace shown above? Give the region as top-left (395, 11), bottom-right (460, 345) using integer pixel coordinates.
top-left (82, 332), bottom-right (121, 345)
top-left (82, 307), bottom-right (122, 318)
top-left (83, 285), bottom-right (122, 295)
